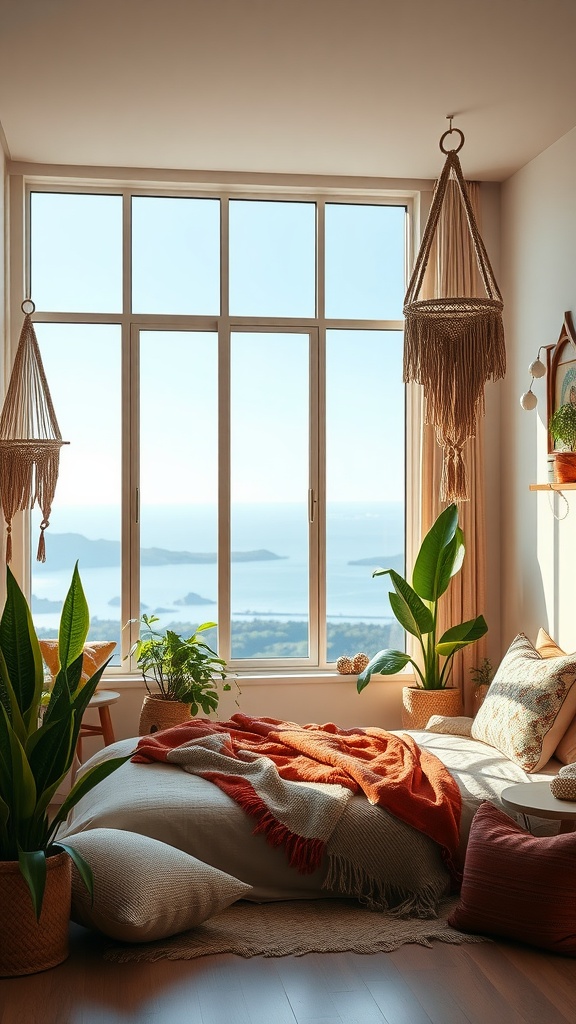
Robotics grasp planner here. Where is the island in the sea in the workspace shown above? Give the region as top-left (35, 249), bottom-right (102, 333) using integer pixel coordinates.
top-left (35, 533), bottom-right (286, 570)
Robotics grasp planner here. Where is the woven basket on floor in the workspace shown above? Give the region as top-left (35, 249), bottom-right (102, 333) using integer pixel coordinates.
top-left (402, 686), bottom-right (462, 730)
top-left (138, 695), bottom-right (192, 735)
top-left (0, 851), bottom-right (71, 977)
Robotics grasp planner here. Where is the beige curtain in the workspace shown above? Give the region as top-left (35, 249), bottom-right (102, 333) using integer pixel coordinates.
top-left (417, 180), bottom-right (488, 715)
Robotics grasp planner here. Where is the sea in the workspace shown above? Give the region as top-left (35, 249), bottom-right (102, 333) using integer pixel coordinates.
top-left (31, 501), bottom-right (404, 642)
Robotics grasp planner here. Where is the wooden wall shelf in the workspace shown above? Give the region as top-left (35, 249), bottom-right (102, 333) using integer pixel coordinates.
top-left (530, 483), bottom-right (576, 491)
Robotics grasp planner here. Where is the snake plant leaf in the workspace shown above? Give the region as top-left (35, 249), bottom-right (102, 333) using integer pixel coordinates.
top-left (0, 647), bottom-right (27, 747)
top-left (436, 615), bottom-right (488, 658)
top-left (57, 562), bottom-right (90, 673)
top-left (7, 716), bottom-right (37, 822)
top-left (382, 570), bottom-right (434, 637)
top-left (18, 848), bottom-right (46, 921)
top-left (0, 568), bottom-right (44, 734)
top-left (48, 753), bottom-right (134, 839)
top-left (412, 503), bottom-right (461, 602)
top-left (356, 649), bottom-right (413, 692)
top-left (55, 842), bottom-right (94, 902)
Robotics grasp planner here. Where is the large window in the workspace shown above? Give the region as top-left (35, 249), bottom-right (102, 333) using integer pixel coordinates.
top-left (27, 187), bottom-right (407, 671)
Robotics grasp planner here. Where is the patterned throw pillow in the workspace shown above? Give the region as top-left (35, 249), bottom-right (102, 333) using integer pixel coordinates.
top-left (448, 801), bottom-right (576, 955)
top-left (40, 640), bottom-right (116, 687)
top-left (471, 633), bottom-right (576, 772)
top-left (535, 628), bottom-right (576, 765)
top-left (67, 828), bottom-right (252, 942)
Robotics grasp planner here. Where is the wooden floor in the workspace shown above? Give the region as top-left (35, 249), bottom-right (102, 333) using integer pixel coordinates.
top-left (1, 924), bottom-right (575, 1024)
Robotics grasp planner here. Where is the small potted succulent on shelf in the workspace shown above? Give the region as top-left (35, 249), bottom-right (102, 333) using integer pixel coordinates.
top-left (549, 399), bottom-right (576, 483)
top-left (130, 614), bottom-right (233, 734)
top-left (356, 503), bottom-right (488, 729)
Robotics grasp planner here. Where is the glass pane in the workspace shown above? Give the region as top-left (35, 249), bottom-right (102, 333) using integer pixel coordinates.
top-left (31, 324), bottom-right (122, 660)
top-left (325, 204), bottom-right (405, 320)
top-left (229, 200), bottom-right (315, 316)
top-left (132, 197), bottom-right (220, 314)
top-left (30, 193), bottom-right (122, 312)
top-left (325, 330), bottom-right (405, 663)
top-left (231, 332), bottom-right (309, 659)
top-left (139, 332), bottom-right (218, 653)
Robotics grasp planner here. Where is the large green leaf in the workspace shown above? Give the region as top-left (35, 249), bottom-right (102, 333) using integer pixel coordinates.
top-left (28, 713), bottom-right (75, 803)
top-left (0, 568), bottom-right (44, 733)
top-left (381, 570), bottom-right (434, 637)
top-left (356, 649), bottom-right (413, 692)
top-left (7, 720), bottom-right (37, 823)
top-left (436, 615), bottom-right (488, 658)
top-left (55, 842), bottom-right (94, 901)
top-left (58, 563), bottom-right (90, 672)
top-left (48, 753), bottom-right (134, 839)
top-left (0, 656), bottom-right (27, 751)
top-left (412, 503), bottom-right (460, 602)
top-left (18, 848), bottom-right (46, 921)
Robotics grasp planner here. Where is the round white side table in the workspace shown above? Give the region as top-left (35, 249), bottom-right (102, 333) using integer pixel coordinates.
top-left (501, 781), bottom-right (576, 834)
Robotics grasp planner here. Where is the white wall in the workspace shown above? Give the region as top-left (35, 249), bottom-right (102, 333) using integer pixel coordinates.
top-left (500, 126), bottom-right (576, 653)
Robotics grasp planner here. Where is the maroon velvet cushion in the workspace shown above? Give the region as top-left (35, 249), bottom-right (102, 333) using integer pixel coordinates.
top-left (448, 801), bottom-right (576, 956)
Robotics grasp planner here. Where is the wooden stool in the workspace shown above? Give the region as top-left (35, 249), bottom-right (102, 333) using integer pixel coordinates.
top-left (76, 690), bottom-right (120, 764)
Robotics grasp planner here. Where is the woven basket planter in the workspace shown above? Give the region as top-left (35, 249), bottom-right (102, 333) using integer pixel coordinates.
top-left (138, 695), bottom-right (192, 735)
top-left (401, 686), bottom-right (462, 730)
top-left (0, 851), bottom-right (71, 977)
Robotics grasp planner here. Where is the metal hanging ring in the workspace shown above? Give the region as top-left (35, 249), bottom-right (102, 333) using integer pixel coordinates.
top-left (439, 127), bottom-right (465, 154)
top-left (21, 298), bottom-right (36, 315)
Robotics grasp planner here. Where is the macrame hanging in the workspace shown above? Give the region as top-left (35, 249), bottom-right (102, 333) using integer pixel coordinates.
top-left (0, 300), bottom-right (68, 562)
top-left (403, 125), bottom-right (506, 502)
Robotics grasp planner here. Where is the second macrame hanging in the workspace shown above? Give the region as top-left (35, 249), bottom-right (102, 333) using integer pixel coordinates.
top-left (403, 127), bottom-right (506, 502)
top-left (0, 301), bottom-right (68, 562)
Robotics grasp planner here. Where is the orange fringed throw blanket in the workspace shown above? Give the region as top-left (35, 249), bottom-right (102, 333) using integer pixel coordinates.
top-left (133, 714), bottom-right (462, 881)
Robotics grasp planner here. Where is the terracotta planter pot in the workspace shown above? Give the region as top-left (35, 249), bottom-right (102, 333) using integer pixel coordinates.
top-left (0, 851), bottom-right (71, 977)
top-left (401, 686), bottom-right (462, 730)
top-left (554, 452), bottom-right (576, 484)
top-left (138, 695), bottom-right (192, 735)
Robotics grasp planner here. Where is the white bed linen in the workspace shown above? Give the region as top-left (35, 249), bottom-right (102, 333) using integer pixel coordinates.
top-left (61, 729), bottom-right (561, 901)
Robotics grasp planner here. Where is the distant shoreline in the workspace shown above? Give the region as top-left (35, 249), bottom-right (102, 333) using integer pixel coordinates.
top-left (35, 533), bottom-right (286, 570)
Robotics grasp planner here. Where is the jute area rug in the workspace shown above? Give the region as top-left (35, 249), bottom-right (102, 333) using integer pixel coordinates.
top-left (104, 897), bottom-right (486, 963)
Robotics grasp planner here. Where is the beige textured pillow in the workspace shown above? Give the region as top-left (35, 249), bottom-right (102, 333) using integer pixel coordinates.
top-left (67, 828), bottom-right (252, 942)
top-left (471, 633), bottom-right (576, 772)
top-left (40, 640), bottom-right (116, 687)
top-left (535, 629), bottom-right (576, 764)
top-left (425, 715), bottom-right (473, 737)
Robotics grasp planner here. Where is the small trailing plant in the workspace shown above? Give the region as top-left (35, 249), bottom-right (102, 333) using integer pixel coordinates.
top-left (130, 614), bottom-right (232, 715)
top-left (549, 402), bottom-right (576, 452)
top-left (469, 658), bottom-right (494, 690)
top-left (357, 503), bottom-right (488, 693)
top-left (0, 564), bottom-right (131, 919)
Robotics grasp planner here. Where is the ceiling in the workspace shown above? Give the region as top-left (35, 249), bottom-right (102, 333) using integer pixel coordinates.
top-left (1, 0), bottom-right (576, 183)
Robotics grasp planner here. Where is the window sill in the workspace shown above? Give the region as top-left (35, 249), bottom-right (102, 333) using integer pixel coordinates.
top-left (101, 670), bottom-right (414, 689)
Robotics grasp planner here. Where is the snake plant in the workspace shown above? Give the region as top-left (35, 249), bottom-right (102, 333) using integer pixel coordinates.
top-left (0, 563), bottom-right (131, 919)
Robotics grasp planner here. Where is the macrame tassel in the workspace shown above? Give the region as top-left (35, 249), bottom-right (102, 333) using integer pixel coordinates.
top-left (440, 442), bottom-right (468, 503)
top-left (37, 522), bottom-right (48, 563)
top-left (5, 524), bottom-right (12, 564)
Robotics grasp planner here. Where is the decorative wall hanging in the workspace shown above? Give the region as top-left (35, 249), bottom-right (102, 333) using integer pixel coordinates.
top-left (0, 300), bottom-right (68, 562)
top-left (403, 122), bottom-right (506, 502)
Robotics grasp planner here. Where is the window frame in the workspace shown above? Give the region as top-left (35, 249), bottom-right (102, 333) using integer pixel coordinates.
top-left (12, 175), bottom-right (417, 678)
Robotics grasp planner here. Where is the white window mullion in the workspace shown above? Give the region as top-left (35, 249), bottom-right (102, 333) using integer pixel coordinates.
top-left (218, 196), bottom-right (232, 663)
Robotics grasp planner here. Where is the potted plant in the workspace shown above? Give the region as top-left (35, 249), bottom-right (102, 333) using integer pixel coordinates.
top-left (549, 401), bottom-right (576, 483)
top-left (470, 657), bottom-right (494, 711)
top-left (356, 503), bottom-right (488, 728)
top-left (130, 614), bottom-right (233, 734)
top-left (0, 564), bottom-right (131, 977)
